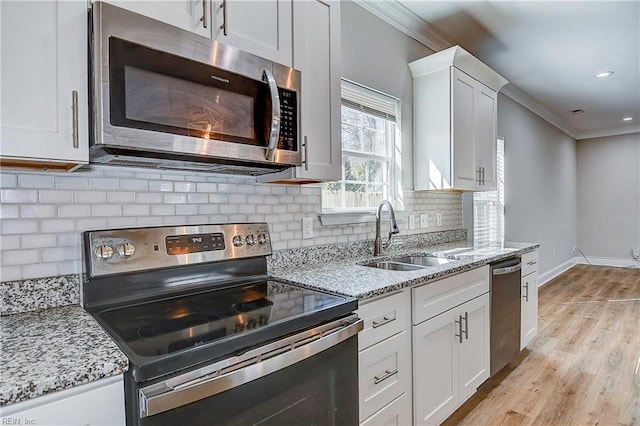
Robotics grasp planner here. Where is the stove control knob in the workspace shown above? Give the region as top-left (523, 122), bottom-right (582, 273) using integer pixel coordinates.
top-left (232, 235), bottom-right (245, 247)
top-left (257, 234), bottom-right (267, 245)
top-left (234, 322), bottom-right (245, 333)
top-left (245, 234), bottom-right (255, 246)
top-left (259, 315), bottom-right (269, 325)
top-left (116, 242), bottom-right (136, 258)
top-left (94, 245), bottom-right (114, 261)
top-left (247, 318), bottom-right (257, 329)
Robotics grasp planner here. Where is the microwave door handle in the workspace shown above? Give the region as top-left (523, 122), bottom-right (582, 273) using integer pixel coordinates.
top-left (263, 69), bottom-right (281, 161)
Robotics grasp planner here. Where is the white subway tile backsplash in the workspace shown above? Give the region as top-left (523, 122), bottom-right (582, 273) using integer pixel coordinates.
top-left (1, 189), bottom-right (38, 203)
top-left (107, 191), bottom-right (136, 204)
top-left (3, 249), bottom-right (39, 266)
top-left (21, 234), bottom-right (57, 249)
top-left (0, 167), bottom-right (463, 282)
top-left (18, 175), bottom-right (55, 189)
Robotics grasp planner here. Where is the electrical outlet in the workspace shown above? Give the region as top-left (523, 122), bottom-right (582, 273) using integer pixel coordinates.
top-left (436, 213), bottom-right (442, 227)
top-left (409, 215), bottom-right (417, 230)
top-left (302, 217), bottom-right (313, 239)
top-left (419, 213), bottom-right (428, 228)
top-left (552, 247), bottom-right (556, 256)
top-left (633, 248), bottom-right (639, 259)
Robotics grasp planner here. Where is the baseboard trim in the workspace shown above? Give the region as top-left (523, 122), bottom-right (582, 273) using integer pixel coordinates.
top-left (538, 258), bottom-right (577, 287)
top-left (576, 256), bottom-right (640, 268)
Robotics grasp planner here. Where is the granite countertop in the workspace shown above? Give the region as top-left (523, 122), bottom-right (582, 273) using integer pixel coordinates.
top-left (269, 241), bottom-right (539, 300)
top-left (0, 305), bottom-right (128, 407)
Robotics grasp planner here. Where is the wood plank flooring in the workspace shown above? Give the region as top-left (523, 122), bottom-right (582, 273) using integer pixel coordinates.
top-left (447, 265), bottom-right (640, 426)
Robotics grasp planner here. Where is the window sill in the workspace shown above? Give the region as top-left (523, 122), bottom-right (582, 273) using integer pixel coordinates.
top-left (318, 209), bottom-right (406, 226)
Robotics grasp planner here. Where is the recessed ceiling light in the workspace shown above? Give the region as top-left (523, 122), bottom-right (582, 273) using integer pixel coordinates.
top-left (595, 71), bottom-right (614, 78)
top-left (623, 117), bottom-right (633, 121)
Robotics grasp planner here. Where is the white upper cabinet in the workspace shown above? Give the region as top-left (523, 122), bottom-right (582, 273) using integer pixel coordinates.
top-left (213, 0), bottom-right (293, 66)
top-left (0, 0), bottom-right (89, 171)
top-left (258, 0), bottom-right (342, 183)
top-left (102, 0), bottom-right (211, 36)
top-left (409, 46), bottom-right (506, 192)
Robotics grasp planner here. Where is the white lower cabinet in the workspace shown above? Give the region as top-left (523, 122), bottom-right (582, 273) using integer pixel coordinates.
top-left (357, 290), bottom-right (412, 425)
top-left (0, 375), bottom-right (125, 426)
top-left (412, 267), bottom-right (490, 425)
top-left (521, 250), bottom-right (539, 349)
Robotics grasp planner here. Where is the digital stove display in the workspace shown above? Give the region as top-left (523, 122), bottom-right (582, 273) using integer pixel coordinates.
top-left (165, 232), bottom-right (225, 255)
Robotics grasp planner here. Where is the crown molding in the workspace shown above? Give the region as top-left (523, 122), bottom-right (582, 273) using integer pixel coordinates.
top-left (500, 84), bottom-right (578, 139)
top-left (576, 125), bottom-right (640, 140)
top-left (353, 0), bottom-right (455, 52)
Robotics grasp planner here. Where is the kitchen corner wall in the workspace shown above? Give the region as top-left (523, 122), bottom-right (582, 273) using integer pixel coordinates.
top-left (0, 166), bottom-right (462, 282)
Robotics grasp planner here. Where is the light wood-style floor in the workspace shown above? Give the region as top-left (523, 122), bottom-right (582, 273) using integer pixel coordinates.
top-left (448, 264), bottom-right (640, 426)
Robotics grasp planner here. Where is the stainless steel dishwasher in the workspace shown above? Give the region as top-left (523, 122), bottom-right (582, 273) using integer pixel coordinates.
top-left (490, 257), bottom-right (522, 376)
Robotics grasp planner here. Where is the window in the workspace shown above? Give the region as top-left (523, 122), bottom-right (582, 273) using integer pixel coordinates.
top-left (322, 80), bottom-right (399, 211)
top-left (473, 137), bottom-right (505, 247)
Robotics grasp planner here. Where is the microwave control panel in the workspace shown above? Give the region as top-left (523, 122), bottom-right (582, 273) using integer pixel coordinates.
top-left (278, 88), bottom-right (298, 152)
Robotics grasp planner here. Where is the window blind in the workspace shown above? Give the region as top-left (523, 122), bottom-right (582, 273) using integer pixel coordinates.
top-left (341, 80), bottom-right (398, 122)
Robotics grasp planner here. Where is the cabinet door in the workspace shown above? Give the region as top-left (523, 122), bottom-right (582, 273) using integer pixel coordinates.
top-left (413, 308), bottom-right (459, 426)
top-left (457, 293), bottom-right (490, 403)
top-left (291, 0), bottom-right (342, 181)
top-left (360, 393), bottom-right (412, 426)
top-left (104, 0), bottom-right (211, 36)
top-left (521, 272), bottom-right (538, 349)
top-left (474, 83), bottom-right (497, 191)
top-left (213, 0), bottom-right (292, 66)
top-left (0, 0), bottom-right (88, 169)
top-left (451, 68), bottom-right (477, 191)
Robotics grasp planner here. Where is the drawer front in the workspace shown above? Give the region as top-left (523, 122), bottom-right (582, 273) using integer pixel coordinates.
top-left (357, 290), bottom-right (409, 351)
top-left (360, 392), bottom-right (412, 426)
top-left (521, 250), bottom-right (538, 277)
top-left (359, 330), bottom-right (412, 421)
top-left (412, 266), bottom-right (490, 325)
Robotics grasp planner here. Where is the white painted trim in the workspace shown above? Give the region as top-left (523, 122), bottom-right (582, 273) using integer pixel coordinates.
top-left (576, 256), bottom-right (640, 269)
top-left (538, 257), bottom-right (577, 287)
top-left (352, 0), bottom-right (455, 52)
top-left (500, 85), bottom-right (578, 139)
top-left (576, 127), bottom-right (640, 140)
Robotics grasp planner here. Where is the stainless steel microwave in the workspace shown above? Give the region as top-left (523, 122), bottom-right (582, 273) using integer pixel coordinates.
top-left (89, 2), bottom-right (301, 175)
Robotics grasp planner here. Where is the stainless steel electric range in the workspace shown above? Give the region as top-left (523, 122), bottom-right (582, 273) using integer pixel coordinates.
top-left (82, 223), bottom-right (362, 425)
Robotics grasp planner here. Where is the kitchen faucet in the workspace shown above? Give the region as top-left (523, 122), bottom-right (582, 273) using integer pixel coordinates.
top-left (374, 200), bottom-right (400, 256)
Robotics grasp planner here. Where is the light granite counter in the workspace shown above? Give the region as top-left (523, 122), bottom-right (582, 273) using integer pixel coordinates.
top-left (269, 241), bottom-right (539, 300)
top-left (0, 305), bottom-right (128, 406)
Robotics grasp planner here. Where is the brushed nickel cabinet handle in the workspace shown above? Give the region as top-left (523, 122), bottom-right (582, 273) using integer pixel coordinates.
top-left (72, 90), bottom-right (79, 149)
top-left (523, 281), bottom-right (529, 302)
top-left (200, 0), bottom-right (208, 28)
top-left (303, 136), bottom-right (309, 171)
top-left (374, 369), bottom-right (398, 385)
top-left (372, 315), bottom-right (396, 328)
top-left (219, 0), bottom-right (227, 36)
top-left (454, 315), bottom-right (463, 343)
top-left (463, 311), bottom-right (469, 340)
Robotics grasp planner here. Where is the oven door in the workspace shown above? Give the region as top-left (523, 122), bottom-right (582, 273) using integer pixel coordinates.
top-left (132, 315), bottom-right (362, 426)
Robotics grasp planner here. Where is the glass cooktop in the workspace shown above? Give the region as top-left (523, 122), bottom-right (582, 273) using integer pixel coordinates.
top-left (94, 280), bottom-right (355, 381)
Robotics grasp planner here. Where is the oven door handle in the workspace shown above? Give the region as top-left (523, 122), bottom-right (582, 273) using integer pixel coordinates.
top-left (263, 69), bottom-right (281, 162)
top-left (138, 315), bottom-right (363, 418)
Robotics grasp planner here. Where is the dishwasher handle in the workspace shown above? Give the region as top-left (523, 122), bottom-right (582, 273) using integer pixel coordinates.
top-left (492, 263), bottom-right (521, 276)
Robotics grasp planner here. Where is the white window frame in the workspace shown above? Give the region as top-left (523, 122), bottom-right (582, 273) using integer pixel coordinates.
top-left (473, 137), bottom-right (505, 246)
top-left (320, 79), bottom-right (401, 221)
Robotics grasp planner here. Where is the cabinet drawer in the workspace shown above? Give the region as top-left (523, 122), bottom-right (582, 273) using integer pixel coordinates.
top-left (357, 290), bottom-right (409, 351)
top-left (521, 250), bottom-right (538, 277)
top-left (360, 392), bottom-right (412, 426)
top-left (359, 330), bottom-right (411, 421)
top-left (412, 266), bottom-right (489, 325)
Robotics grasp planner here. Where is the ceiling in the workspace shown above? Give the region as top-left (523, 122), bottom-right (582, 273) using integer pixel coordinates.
top-left (365, 0), bottom-right (640, 139)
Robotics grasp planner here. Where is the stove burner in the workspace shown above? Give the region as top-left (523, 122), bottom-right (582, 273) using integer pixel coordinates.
top-left (138, 314), bottom-right (223, 340)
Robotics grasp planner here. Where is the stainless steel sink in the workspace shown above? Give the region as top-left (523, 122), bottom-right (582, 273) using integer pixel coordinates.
top-left (391, 255), bottom-right (451, 267)
top-left (362, 261), bottom-right (425, 271)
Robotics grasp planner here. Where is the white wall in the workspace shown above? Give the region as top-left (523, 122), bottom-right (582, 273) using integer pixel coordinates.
top-left (497, 94), bottom-right (577, 276)
top-left (576, 133), bottom-right (640, 260)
